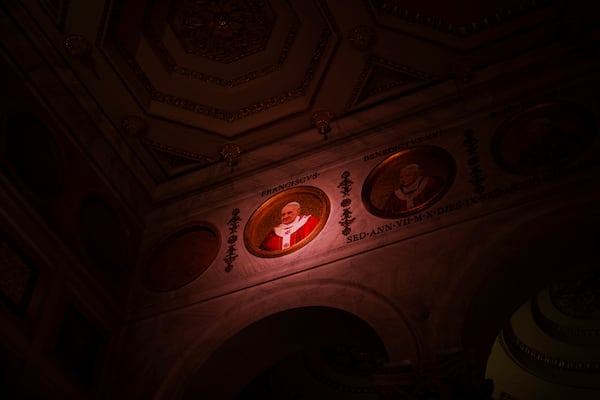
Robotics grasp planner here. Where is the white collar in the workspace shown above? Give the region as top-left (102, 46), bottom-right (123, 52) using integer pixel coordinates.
top-left (394, 177), bottom-right (430, 209)
top-left (274, 215), bottom-right (311, 249)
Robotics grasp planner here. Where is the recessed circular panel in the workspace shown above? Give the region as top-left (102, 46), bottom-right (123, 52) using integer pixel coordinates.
top-left (4, 111), bottom-right (64, 196)
top-left (362, 145), bottom-right (456, 219)
top-left (244, 186), bottom-right (330, 258)
top-left (492, 102), bottom-right (597, 174)
top-left (145, 224), bottom-right (220, 291)
top-left (77, 195), bottom-right (130, 275)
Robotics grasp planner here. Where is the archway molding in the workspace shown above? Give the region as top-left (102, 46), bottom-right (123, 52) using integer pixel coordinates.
top-left (156, 278), bottom-right (420, 399)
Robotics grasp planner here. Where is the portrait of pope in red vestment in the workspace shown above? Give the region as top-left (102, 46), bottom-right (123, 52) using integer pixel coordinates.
top-left (259, 201), bottom-right (319, 251)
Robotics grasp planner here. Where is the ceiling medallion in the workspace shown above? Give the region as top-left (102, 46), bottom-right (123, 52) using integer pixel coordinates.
top-left (311, 110), bottom-right (335, 139)
top-left (169, 0), bottom-right (276, 63)
top-left (347, 25), bottom-right (376, 51)
top-left (220, 143), bottom-right (241, 168)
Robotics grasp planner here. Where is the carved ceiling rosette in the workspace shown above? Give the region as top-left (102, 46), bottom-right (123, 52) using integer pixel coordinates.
top-left (169, 0), bottom-right (276, 63)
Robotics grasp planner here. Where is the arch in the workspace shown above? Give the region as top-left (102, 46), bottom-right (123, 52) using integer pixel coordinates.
top-left (183, 306), bottom-right (384, 399)
top-left (447, 201), bottom-right (600, 369)
top-left (155, 279), bottom-right (419, 399)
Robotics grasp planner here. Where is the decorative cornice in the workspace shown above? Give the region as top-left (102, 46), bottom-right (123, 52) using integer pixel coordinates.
top-left (368, 0), bottom-right (556, 37)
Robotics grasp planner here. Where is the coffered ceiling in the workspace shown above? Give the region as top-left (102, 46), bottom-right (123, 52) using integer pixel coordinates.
top-left (6, 0), bottom-right (598, 198)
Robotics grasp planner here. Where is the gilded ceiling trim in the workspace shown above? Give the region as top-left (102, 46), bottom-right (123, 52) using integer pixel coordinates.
top-left (345, 56), bottom-right (435, 111)
top-left (367, 0), bottom-right (556, 37)
top-left (141, 1), bottom-right (301, 87)
top-left (112, 30), bottom-right (331, 121)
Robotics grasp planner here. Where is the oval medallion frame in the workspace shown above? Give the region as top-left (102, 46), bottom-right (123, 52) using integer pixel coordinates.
top-left (143, 222), bottom-right (221, 292)
top-left (362, 145), bottom-right (456, 219)
top-left (244, 186), bottom-right (330, 258)
top-left (491, 102), bottom-right (597, 175)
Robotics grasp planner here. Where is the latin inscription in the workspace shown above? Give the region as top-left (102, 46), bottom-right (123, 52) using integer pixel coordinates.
top-left (261, 172), bottom-right (320, 197)
top-left (347, 159), bottom-right (595, 243)
top-left (363, 130), bottom-right (444, 162)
